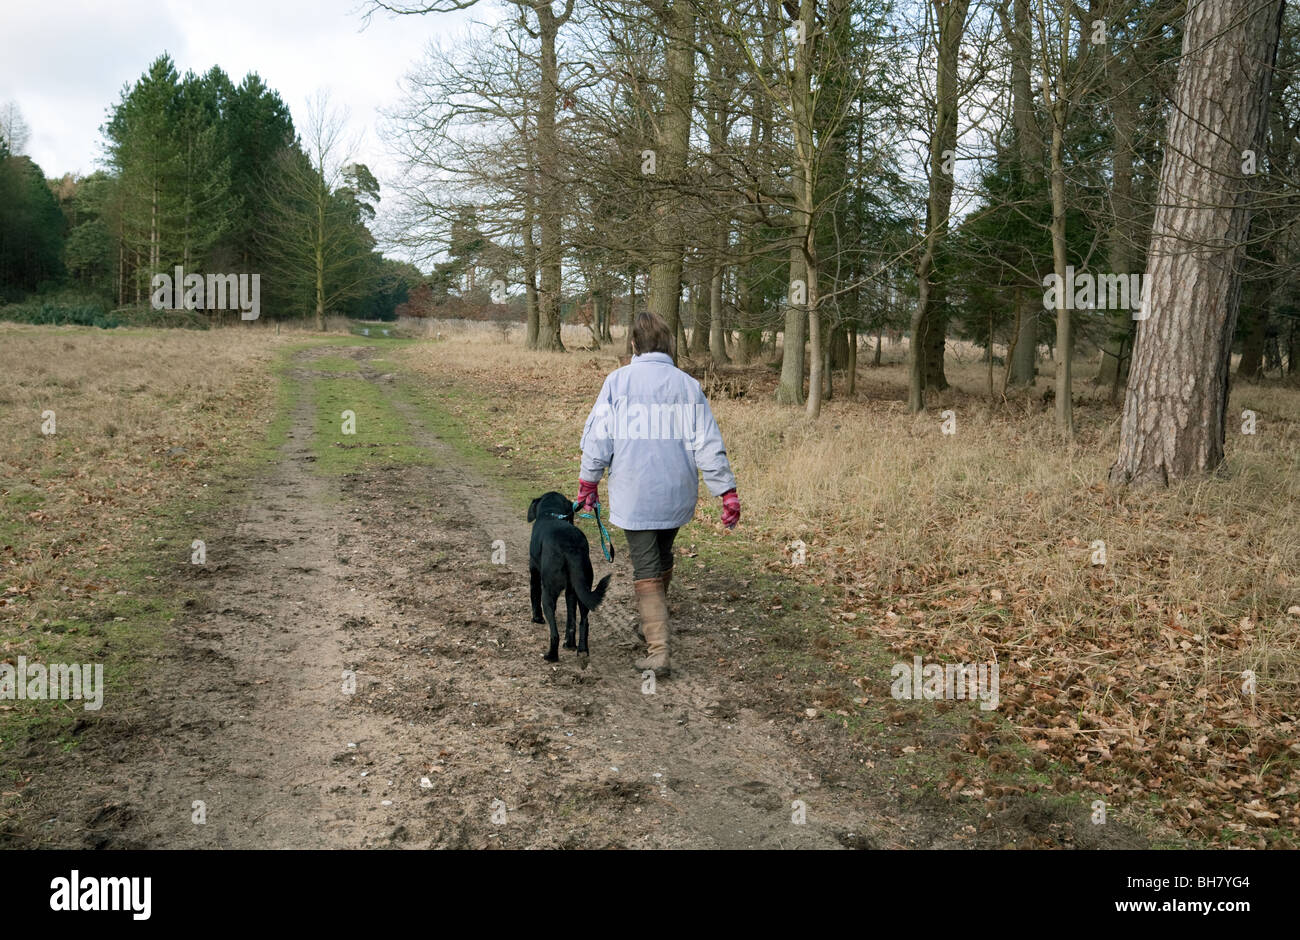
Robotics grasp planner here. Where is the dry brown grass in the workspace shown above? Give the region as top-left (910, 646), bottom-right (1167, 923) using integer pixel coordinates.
top-left (404, 327), bottom-right (1300, 846)
top-left (2, 320), bottom-right (1294, 844)
top-left (0, 324), bottom-right (294, 633)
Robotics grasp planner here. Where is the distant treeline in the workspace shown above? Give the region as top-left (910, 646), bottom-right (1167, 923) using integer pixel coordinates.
top-left (0, 55), bottom-right (422, 325)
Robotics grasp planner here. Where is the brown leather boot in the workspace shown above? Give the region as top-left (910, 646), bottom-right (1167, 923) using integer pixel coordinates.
top-left (632, 568), bottom-right (672, 640)
top-left (633, 576), bottom-right (670, 677)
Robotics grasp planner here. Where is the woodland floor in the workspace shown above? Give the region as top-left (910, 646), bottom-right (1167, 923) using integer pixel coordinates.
top-left (1, 340), bottom-right (1162, 848)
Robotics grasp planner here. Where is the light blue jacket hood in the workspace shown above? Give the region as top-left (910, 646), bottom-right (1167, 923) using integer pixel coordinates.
top-left (579, 352), bottom-right (737, 530)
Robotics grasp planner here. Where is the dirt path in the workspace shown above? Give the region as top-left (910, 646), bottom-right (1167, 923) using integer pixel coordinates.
top-left (19, 345), bottom-right (1098, 849)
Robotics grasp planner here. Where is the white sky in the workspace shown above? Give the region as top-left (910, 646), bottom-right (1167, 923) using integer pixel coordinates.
top-left (0, 0), bottom-right (501, 264)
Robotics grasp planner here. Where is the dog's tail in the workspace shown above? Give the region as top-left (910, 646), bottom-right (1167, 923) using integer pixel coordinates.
top-left (567, 555), bottom-right (612, 610)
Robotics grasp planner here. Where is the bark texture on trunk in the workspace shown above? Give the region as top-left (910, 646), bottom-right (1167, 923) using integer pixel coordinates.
top-left (1110, 0), bottom-right (1284, 485)
top-left (908, 0), bottom-right (970, 412)
top-left (688, 280), bottom-right (709, 357)
top-left (1095, 86), bottom-right (1137, 393)
top-left (1049, 98), bottom-right (1072, 436)
top-left (846, 326), bottom-right (857, 394)
top-left (533, 2), bottom-right (572, 351)
top-left (624, 267), bottom-right (637, 354)
top-left (1010, 290), bottom-right (1038, 385)
top-left (736, 265), bottom-right (762, 364)
top-left (523, 194), bottom-right (540, 347)
top-left (709, 233), bottom-right (730, 363)
top-left (1006, 0), bottom-right (1041, 388)
top-left (776, 246), bottom-right (807, 404)
top-left (795, 0), bottom-right (824, 419)
top-left (645, 0), bottom-right (695, 361)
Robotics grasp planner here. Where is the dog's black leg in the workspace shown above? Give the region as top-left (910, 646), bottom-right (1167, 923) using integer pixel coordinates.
top-left (577, 601), bottom-right (590, 656)
top-left (564, 590), bottom-right (578, 650)
top-left (541, 589), bottom-right (560, 662)
top-left (530, 566), bottom-right (545, 624)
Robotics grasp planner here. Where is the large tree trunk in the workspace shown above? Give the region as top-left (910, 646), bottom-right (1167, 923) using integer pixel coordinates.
top-left (923, 289), bottom-right (949, 390)
top-left (804, 0), bottom-right (852, 416)
top-left (625, 265), bottom-right (636, 355)
top-left (645, 0), bottom-right (695, 360)
top-left (820, 314), bottom-right (832, 401)
top-left (708, 230), bottom-right (730, 363)
top-left (776, 247), bottom-right (806, 404)
top-left (829, 326), bottom-right (849, 368)
top-left (1048, 96), bottom-right (1072, 435)
top-left (906, 275), bottom-right (928, 411)
top-left (688, 279), bottom-right (709, 357)
top-left (1095, 75), bottom-right (1138, 393)
top-left (1009, 291), bottom-right (1038, 385)
top-left (533, 3), bottom-right (568, 351)
top-left (846, 325), bottom-right (857, 395)
top-left (1006, 0), bottom-right (1041, 388)
top-left (596, 286), bottom-right (612, 342)
top-left (908, 0), bottom-right (970, 412)
top-left (795, 0), bottom-right (824, 420)
top-left (704, 38), bottom-right (733, 366)
top-left (523, 194), bottom-right (540, 347)
top-left (806, 265), bottom-right (824, 417)
top-left (1110, 0), bottom-right (1284, 485)
top-left (736, 263), bottom-right (762, 364)
top-left (708, 263), bottom-right (728, 363)
top-left (1037, 1), bottom-right (1075, 435)
top-left (1236, 272), bottom-right (1272, 379)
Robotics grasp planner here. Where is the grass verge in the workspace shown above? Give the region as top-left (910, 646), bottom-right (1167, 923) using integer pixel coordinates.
top-left (0, 325), bottom-right (293, 800)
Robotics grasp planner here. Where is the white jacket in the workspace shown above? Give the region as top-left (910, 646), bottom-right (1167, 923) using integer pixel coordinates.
top-left (579, 352), bottom-right (737, 530)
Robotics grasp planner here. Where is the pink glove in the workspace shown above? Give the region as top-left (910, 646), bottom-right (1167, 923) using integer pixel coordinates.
top-left (577, 479), bottom-right (599, 512)
top-left (721, 489), bottom-right (740, 529)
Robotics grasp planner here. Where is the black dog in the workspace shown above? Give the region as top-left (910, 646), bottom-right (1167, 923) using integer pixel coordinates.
top-left (527, 491), bottom-right (611, 662)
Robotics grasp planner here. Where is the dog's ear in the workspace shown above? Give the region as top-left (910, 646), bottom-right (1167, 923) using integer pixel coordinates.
top-left (527, 497), bottom-right (540, 522)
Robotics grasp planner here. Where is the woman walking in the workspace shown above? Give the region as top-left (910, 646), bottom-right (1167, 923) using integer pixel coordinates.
top-left (576, 312), bottom-right (740, 678)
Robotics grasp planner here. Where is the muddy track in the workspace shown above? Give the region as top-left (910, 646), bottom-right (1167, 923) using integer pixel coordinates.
top-left (15, 345), bottom-right (1115, 849)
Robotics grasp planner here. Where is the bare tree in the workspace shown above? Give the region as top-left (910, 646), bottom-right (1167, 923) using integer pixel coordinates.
top-left (366, 0), bottom-right (573, 349)
top-left (260, 93), bottom-right (369, 329)
top-left (0, 100), bottom-right (30, 155)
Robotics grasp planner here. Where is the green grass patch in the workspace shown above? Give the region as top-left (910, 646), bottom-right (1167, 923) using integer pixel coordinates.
top-left (310, 354), bottom-right (362, 373)
top-left (266, 352), bottom-right (301, 454)
top-left (394, 375), bottom-right (536, 505)
top-left (309, 375), bottom-right (427, 475)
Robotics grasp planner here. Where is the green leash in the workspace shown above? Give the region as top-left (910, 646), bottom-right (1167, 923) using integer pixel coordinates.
top-left (573, 500), bottom-right (615, 562)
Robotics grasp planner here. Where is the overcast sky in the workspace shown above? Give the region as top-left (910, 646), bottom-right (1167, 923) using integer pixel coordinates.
top-left (0, 0), bottom-right (501, 263)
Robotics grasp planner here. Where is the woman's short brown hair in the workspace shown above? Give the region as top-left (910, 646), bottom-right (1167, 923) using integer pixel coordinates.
top-left (631, 312), bottom-right (674, 356)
